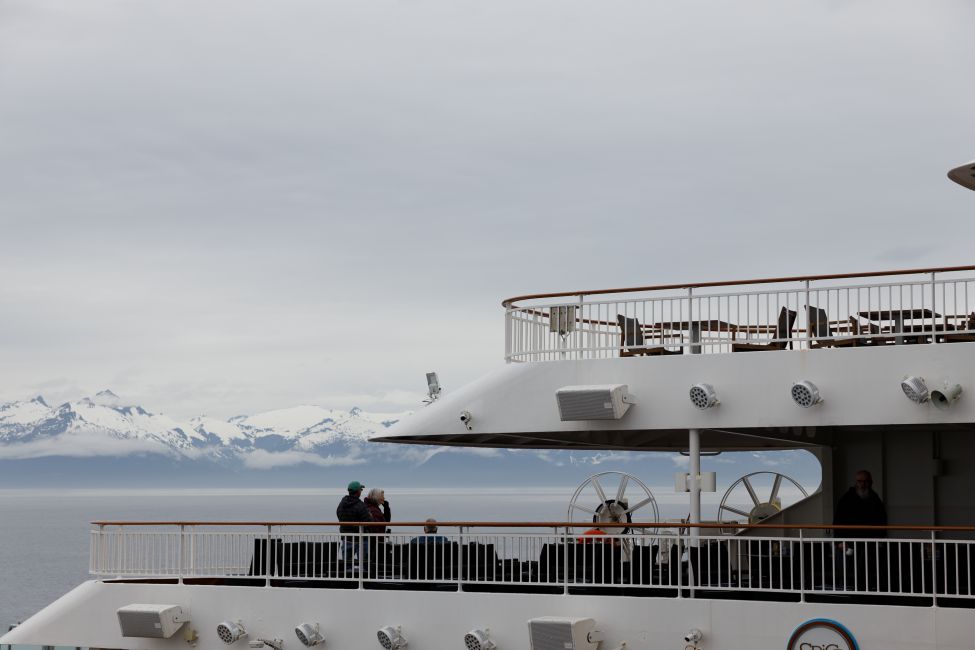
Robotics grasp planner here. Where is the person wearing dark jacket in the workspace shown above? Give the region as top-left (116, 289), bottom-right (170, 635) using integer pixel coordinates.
top-left (834, 470), bottom-right (887, 538)
top-left (364, 488), bottom-right (391, 526)
top-left (833, 470), bottom-right (887, 590)
top-left (336, 480), bottom-right (370, 564)
top-left (364, 488), bottom-right (391, 569)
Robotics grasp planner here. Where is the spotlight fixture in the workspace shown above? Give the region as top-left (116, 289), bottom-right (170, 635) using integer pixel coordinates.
top-left (901, 376), bottom-right (930, 404)
top-left (683, 629), bottom-right (703, 644)
top-left (377, 626), bottom-right (407, 650)
top-left (464, 629), bottom-right (496, 650)
top-left (689, 383), bottom-right (719, 409)
top-left (295, 623), bottom-right (324, 647)
top-left (931, 383), bottom-right (963, 411)
top-left (425, 372), bottom-right (441, 403)
top-left (217, 621), bottom-right (247, 645)
top-left (791, 380), bottom-right (822, 408)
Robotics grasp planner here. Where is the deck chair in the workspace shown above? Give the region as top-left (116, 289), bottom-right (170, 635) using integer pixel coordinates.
top-left (847, 316), bottom-right (892, 346)
top-left (731, 307), bottom-right (797, 352)
top-left (945, 313), bottom-right (975, 343)
top-left (616, 315), bottom-right (682, 357)
top-left (807, 306), bottom-right (859, 348)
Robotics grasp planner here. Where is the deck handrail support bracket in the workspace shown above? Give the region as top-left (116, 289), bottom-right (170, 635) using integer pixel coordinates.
top-left (457, 526), bottom-right (465, 592)
top-left (178, 524), bottom-right (185, 585)
top-left (265, 525), bottom-right (272, 588)
top-left (562, 526), bottom-right (569, 596)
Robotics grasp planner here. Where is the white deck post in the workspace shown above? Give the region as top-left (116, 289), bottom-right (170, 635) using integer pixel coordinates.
top-left (689, 428), bottom-right (701, 547)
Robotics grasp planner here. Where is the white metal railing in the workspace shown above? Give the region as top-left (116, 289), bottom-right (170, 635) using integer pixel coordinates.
top-left (502, 267), bottom-right (975, 362)
top-left (89, 522), bottom-right (975, 604)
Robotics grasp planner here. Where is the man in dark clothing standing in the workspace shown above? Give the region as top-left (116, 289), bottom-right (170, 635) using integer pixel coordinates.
top-left (834, 470), bottom-right (887, 537)
top-left (336, 480), bottom-right (370, 564)
top-left (833, 470), bottom-right (887, 590)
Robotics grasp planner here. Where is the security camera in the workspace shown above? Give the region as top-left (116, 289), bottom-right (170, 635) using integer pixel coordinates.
top-left (683, 629), bottom-right (703, 644)
top-left (459, 410), bottom-right (473, 430)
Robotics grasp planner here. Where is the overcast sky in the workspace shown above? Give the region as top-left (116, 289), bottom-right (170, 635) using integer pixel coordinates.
top-left (1, 1), bottom-right (973, 419)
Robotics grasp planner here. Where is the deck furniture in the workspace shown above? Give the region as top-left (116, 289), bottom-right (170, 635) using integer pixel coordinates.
top-left (652, 319), bottom-right (738, 354)
top-left (807, 306), bottom-right (860, 348)
top-left (731, 307), bottom-right (796, 352)
top-left (617, 315), bottom-right (682, 356)
top-left (858, 308), bottom-right (943, 345)
top-left (944, 313), bottom-right (975, 343)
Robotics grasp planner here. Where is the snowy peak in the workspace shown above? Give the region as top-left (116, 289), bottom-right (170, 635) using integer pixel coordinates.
top-left (0, 395), bottom-right (412, 465)
top-left (93, 389), bottom-right (120, 407)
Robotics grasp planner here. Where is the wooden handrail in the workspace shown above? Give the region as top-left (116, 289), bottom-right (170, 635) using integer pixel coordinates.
top-left (502, 264), bottom-right (975, 308)
top-left (90, 520), bottom-right (975, 532)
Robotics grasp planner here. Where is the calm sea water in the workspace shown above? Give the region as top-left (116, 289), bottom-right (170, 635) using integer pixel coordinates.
top-left (0, 488), bottom-right (743, 627)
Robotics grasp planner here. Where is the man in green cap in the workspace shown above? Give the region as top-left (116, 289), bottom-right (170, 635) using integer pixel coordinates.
top-left (336, 480), bottom-right (370, 565)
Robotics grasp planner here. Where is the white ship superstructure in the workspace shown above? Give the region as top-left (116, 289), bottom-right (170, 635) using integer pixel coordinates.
top-left (4, 169), bottom-right (975, 650)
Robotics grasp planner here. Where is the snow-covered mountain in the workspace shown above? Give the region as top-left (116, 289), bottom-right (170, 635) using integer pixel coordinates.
top-left (0, 391), bottom-right (409, 465)
top-left (0, 392), bottom-right (819, 488)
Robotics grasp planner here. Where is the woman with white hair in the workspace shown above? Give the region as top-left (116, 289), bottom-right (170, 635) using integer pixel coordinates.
top-left (364, 487), bottom-right (391, 528)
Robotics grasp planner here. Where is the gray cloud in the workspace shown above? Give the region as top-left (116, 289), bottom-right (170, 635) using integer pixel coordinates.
top-left (1, 1), bottom-right (974, 417)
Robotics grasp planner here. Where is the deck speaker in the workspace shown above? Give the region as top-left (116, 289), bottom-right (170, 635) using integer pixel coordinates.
top-left (931, 383), bottom-right (962, 411)
top-left (117, 604), bottom-right (188, 639)
top-left (556, 385), bottom-right (633, 421)
top-left (528, 618), bottom-right (600, 650)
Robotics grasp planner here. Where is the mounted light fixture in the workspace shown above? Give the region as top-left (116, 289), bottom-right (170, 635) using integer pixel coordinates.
top-left (425, 372), bottom-right (441, 403)
top-left (791, 380), bottom-right (822, 408)
top-left (689, 383), bottom-right (718, 409)
top-left (377, 626), bottom-right (407, 650)
top-left (901, 376), bottom-right (930, 404)
top-left (931, 383), bottom-right (963, 411)
top-left (217, 621), bottom-right (247, 645)
top-left (464, 629), bottom-right (496, 650)
top-left (295, 623), bottom-right (324, 647)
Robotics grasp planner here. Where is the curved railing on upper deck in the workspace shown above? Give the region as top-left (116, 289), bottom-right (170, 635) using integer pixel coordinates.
top-left (501, 265), bottom-right (975, 362)
top-left (89, 520), bottom-right (975, 605)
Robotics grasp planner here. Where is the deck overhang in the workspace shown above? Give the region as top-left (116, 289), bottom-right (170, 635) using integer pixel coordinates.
top-left (373, 343), bottom-right (975, 451)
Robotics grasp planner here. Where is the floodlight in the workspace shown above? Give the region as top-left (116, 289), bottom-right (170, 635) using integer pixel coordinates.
top-left (689, 383), bottom-right (718, 409)
top-left (295, 623), bottom-right (324, 647)
top-left (217, 621), bottom-right (247, 645)
top-left (931, 383), bottom-right (963, 411)
top-left (901, 376), bottom-right (929, 404)
top-left (791, 380), bottom-right (822, 408)
top-left (377, 626), bottom-right (407, 650)
top-left (426, 372), bottom-right (441, 401)
top-left (464, 629), bottom-right (495, 650)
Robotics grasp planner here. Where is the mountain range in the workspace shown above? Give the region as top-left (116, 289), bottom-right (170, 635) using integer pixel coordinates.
top-left (0, 391), bottom-right (819, 488)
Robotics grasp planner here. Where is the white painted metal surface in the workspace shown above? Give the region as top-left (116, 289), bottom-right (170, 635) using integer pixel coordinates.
top-left (3, 580), bottom-right (974, 650)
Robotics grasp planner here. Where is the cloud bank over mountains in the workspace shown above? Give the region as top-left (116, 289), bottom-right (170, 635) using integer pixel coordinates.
top-left (0, 390), bottom-right (820, 489)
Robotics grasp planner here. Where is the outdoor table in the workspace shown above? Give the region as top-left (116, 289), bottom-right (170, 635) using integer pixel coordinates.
top-left (857, 309), bottom-right (942, 345)
top-left (651, 320), bottom-right (738, 354)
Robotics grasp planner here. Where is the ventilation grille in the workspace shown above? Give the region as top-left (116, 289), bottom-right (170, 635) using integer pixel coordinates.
top-left (528, 621), bottom-right (575, 650)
